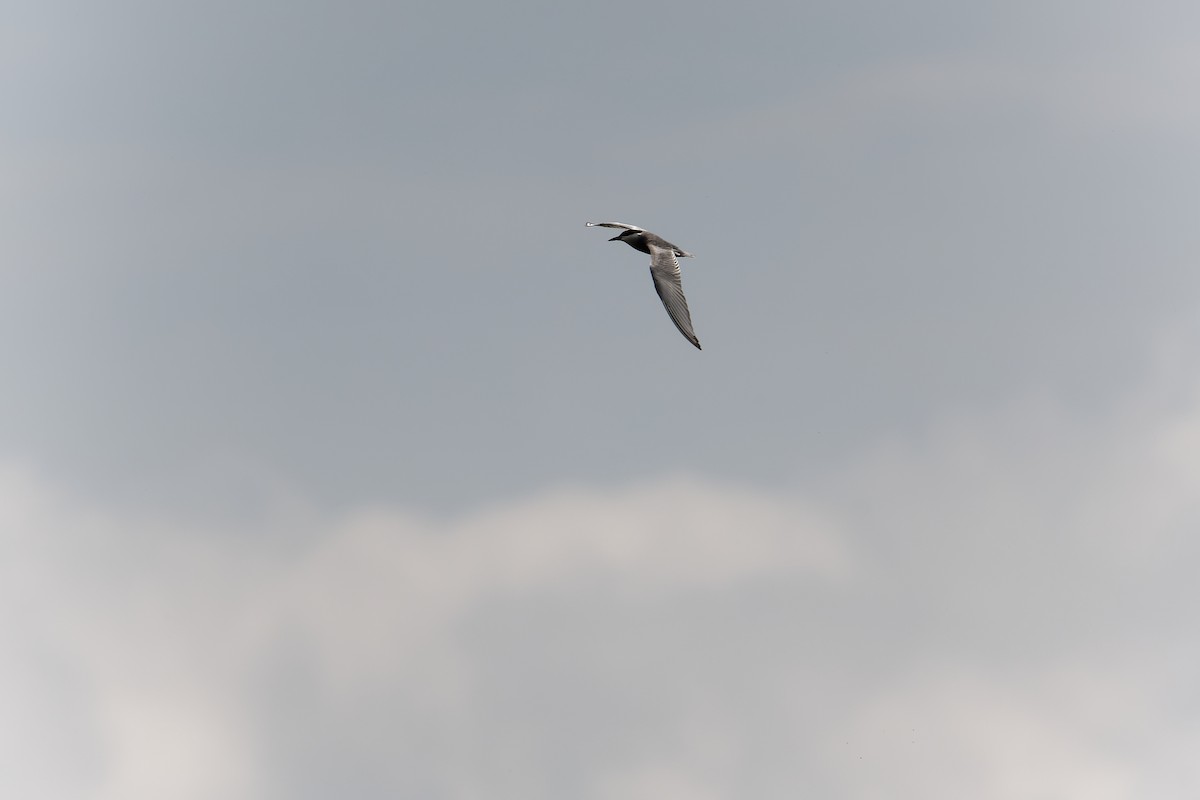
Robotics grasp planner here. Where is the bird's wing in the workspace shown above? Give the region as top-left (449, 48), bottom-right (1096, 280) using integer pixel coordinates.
top-left (586, 221), bottom-right (645, 232)
top-left (647, 244), bottom-right (701, 350)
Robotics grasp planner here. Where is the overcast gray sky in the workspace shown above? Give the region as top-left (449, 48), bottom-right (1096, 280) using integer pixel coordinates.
top-left (4, 1), bottom-right (1200, 798)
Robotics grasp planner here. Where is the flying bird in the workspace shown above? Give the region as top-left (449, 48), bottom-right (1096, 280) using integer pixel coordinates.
top-left (586, 221), bottom-right (702, 350)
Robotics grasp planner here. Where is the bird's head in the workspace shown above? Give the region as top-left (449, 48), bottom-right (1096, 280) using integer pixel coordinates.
top-left (608, 231), bottom-right (633, 242)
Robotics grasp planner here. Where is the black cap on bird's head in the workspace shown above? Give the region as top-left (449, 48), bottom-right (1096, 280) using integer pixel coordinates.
top-left (608, 230), bottom-right (633, 242)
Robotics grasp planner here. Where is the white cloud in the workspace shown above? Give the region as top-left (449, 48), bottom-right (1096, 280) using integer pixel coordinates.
top-left (0, 469), bottom-right (843, 799)
top-left (828, 667), bottom-right (1138, 800)
top-left (4, 329), bottom-right (1200, 798)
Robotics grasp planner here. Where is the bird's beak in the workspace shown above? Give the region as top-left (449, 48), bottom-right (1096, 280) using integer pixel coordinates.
top-left (608, 235), bottom-right (622, 242)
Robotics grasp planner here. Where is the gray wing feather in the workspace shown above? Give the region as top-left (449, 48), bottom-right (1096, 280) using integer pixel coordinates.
top-left (586, 221), bottom-right (645, 232)
top-left (647, 244), bottom-right (701, 350)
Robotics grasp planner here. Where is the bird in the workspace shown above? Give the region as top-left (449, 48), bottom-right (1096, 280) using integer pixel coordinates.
top-left (586, 221), bottom-right (702, 350)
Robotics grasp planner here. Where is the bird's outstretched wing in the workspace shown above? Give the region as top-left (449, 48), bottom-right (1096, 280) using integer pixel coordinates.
top-left (647, 244), bottom-right (701, 350)
top-left (586, 221), bottom-right (645, 232)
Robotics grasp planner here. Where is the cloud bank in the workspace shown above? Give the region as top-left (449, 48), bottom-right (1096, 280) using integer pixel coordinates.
top-left (5, 333), bottom-right (1200, 799)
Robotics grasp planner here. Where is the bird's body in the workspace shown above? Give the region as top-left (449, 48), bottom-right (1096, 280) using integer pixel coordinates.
top-left (586, 221), bottom-right (702, 350)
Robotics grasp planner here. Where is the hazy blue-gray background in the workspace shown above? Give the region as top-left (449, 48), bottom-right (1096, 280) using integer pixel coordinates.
top-left (4, 1), bottom-right (1200, 797)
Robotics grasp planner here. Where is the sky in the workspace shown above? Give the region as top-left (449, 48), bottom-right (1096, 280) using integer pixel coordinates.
top-left (3, 0), bottom-right (1200, 797)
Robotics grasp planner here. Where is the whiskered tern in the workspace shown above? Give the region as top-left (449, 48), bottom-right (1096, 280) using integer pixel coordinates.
top-left (586, 221), bottom-right (702, 350)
